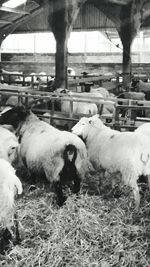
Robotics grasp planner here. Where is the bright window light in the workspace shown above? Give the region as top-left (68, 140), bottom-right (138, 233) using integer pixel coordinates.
top-left (2, 0), bottom-right (27, 8)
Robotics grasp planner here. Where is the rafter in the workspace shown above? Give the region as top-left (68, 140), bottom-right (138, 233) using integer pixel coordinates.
top-left (106, 0), bottom-right (131, 5)
top-left (0, 19), bottom-right (12, 24)
top-left (0, 6), bottom-right (43, 35)
top-left (0, 6), bottom-right (29, 15)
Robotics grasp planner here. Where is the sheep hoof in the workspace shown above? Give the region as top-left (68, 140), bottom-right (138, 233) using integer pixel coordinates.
top-left (53, 181), bottom-right (67, 207)
top-left (57, 195), bottom-right (67, 207)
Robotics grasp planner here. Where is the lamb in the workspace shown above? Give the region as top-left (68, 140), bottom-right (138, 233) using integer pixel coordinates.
top-left (0, 106), bottom-right (88, 206)
top-left (0, 158), bottom-right (22, 254)
top-left (71, 114), bottom-right (150, 208)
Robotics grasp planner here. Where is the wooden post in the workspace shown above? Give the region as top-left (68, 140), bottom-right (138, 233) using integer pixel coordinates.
top-left (50, 98), bottom-right (55, 126)
top-left (49, 0), bottom-right (86, 89)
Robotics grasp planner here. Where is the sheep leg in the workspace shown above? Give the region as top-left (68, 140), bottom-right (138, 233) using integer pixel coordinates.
top-left (147, 175), bottom-right (150, 191)
top-left (129, 180), bottom-right (140, 210)
top-left (53, 181), bottom-right (67, 207)
top-left (0, 228), bottom-right (12, 254)
top-left (72, 176), bottom-right (81, 194)
top-left (13, 213), bottom-right (21, 245)
top-left (99, 169), bottom-right (106, 187)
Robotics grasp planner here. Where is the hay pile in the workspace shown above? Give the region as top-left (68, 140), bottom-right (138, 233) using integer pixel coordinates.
top-left (0, 170), bottom-right (150, 267)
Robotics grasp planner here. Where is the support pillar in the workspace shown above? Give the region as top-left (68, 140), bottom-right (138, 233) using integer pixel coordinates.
top-left (0, 33), bottom-right (8, 72)
top-left (90, 0), bottom-right (147, 89)
top-left (117, 0), bottom-right (143, 88)
top-left (49, 0), bottom-right (86, 89)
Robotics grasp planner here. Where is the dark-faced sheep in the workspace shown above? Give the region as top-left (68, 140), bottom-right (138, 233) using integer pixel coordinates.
top-left (0, 106), bottom-right (88, 206)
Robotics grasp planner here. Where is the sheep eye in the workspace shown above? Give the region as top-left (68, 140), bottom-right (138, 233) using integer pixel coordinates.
top-left (89, 120), bottom-right (92, 124)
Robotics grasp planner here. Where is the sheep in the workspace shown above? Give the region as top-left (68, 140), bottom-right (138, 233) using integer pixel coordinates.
top-left (90, 87), bottom-right (110, 98)
top-left (0, 125), bottom-right (19, 165)
top-left (67, 68), bottom-right (76, 77)
top-left (131, 79), bottom-right (150, 100)
top-left (117, 91), bottom-right (145, 101)
top-left (37, 72), bottom-right (52, 84)
top-left (71, 114), bottom-right (150, 208)
top-left (4, 94), bottom-right (37, 108)
top-left (55, 89), bottom-right (99, 116)
top-left (61, 99), bottom-right (98, 116)
top-left (0, 158), bottom-right (22, 254)
top-left (25, 73), bottom-right (37, 83)
top-left (117, 91), bottom-right (146, 119)
top-left (135, 122), bottom-right (150, 135)
top-left (53, 88), bottom-right (98, 116)
top-left (42, 112), bottom-right (78, 130)
top-left (67, 90), bottom-right (115, 116)
top-left (56, 89), bottom-right (115, 116)
top-left (0, 106), bottom-right (88, 206)
top-left (1, 69), bottom-right (23, 84)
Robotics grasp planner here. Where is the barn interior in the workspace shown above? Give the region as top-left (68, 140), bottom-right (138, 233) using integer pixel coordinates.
top-left (0, 1), bottom-right (150, 265)
top-left (0, 0), bottom-right (150, 130)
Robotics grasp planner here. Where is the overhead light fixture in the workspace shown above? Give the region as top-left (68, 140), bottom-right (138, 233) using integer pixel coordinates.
top-left (2, 0), bottom-right (27, 8)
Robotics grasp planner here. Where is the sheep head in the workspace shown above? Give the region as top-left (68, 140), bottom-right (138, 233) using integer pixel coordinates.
top-left (0, 106), bottom-right (30, 129)
top-left (71, 114), bottom-right (104, 141)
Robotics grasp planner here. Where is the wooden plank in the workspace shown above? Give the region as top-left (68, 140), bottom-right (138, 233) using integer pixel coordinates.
top-left (68, 75), bottom-right (114, 86)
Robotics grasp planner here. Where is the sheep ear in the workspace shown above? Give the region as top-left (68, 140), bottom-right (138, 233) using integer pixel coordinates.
top-left (1, 124), bottom-right (15, 133)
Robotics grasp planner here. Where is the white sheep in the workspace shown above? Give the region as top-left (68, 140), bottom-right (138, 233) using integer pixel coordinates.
top-left (135, 122), bottom-right (150, 135)
top-left (90, 87), bottom-right (110, 98)
top-left (55, 88), bottom-right (115, 116)
top-left (25, 73), bottom-right (37, 83)
top-left (42, 112), bottom-right (78, 130)
top-left (71, 114), bottom-right (150, 208)
top-left (0, 126), bottom-right (19, 165)
top-left (0, 158), bottom-right (22, 253)
top-left (61, 99), bottom-right (98, 116)
top-left (67, 68), bottom-right (76, 76)
top-left (54, 89), bottom-right (98, 116)
top-left (0, 106), bottom-right (89, 206)
top-left (1, 69), bottom-right (23, 84)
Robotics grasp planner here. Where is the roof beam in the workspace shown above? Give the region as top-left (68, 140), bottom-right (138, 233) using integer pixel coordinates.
top-left (0, 19), bottom-right (12, 24)
top-left (0, 6), bottom-right (43, 35)
top-left (106, 0), bottom-right (130, 5)
top-left (0, 6), bottom-right (29, 15)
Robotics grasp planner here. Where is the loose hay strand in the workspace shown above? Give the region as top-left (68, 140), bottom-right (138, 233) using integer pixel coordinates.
top-left (0, 169), bottom-right (150, 267)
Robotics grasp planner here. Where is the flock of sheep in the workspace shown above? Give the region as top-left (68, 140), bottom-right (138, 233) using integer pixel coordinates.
top-left (0, 94), bottom-right (150, 254)
top-left (1, 73), bottom-right (150, 254)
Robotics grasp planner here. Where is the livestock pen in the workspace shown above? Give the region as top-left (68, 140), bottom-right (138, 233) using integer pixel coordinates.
top-left (0, 87), bottom-right (150, 266)
top-left (0, 86), bottom-right (150, 130)
top-left (0, 72), bottom-right (116, 92)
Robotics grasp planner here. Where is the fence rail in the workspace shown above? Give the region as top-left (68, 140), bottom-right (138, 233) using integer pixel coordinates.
top-left (0, 87), bottom-right (150, 131)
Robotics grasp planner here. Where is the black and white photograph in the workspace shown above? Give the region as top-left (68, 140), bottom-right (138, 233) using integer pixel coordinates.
top-left (0, 0), bottom-right (150, 266)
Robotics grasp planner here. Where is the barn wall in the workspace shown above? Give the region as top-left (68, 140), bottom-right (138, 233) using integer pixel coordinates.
top-left (1, 52), bottom-right (150, 76)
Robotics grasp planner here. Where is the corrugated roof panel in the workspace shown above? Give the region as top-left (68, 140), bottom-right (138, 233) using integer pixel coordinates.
top-left (73, 3), bottom-right (115, 30)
